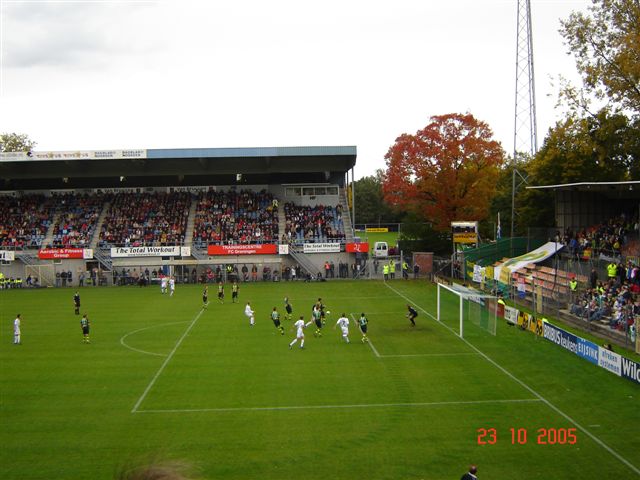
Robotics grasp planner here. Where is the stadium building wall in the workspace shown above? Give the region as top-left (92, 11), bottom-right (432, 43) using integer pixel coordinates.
top-left (555, 189), bottom-right (629, 232)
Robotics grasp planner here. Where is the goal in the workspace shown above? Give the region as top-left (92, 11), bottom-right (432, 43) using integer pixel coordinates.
top-left (437, 282), bottom-right (497, 338)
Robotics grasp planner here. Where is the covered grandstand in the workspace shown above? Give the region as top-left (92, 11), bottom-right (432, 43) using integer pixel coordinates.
top-left (0, 146), bottom-right (364, 286)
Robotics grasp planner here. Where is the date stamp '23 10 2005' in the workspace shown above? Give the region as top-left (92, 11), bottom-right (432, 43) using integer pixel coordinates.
top-left (477, 427), bottom-right (578, 445)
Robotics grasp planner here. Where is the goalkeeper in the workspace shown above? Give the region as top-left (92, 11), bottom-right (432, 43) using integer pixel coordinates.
top-left (406, 305), bottom-right (418, 327)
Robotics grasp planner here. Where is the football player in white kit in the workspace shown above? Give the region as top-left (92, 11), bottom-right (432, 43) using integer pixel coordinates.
top-left (169, 276), bottom-right (176, 297)
top-left (335, 313), bottom-right (350, 343)
top-left (289, 315), bottom-right (312, 349)
top-left (160, 275), bottom-right (168, 294)
top-left (244, 302), bottom-right (255, 326)
top-left (13, 314), bottom-right (21, 345)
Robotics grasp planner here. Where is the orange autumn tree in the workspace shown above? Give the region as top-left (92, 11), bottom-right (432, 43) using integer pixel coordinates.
top-left (382, 113), bottom-right (505, 231)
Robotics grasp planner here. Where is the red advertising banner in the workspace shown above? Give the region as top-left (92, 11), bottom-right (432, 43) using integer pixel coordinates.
top-left (345, 242), bottom-right (369, 253)
top-left (38, 248), bottom-right (88, 259)
top-left (207, 244), bottom-right (278, 255)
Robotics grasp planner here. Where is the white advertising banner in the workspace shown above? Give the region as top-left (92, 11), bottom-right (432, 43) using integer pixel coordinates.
top-left (279, 244), bottom-right (290, 255)
top-left (180, 246), bottom-right (191, 257)
top-left (597, 346), bottom-right (622, 376)
top-left (494, 242), bottom-right (564, 284)
top-left (303, 243), bottom-right (341, 254)
top-left (472, 264), bottom-right (484, 283)
top-left (504, 306), bottom-right (518, 325)
top-left (0, 250), bottom-right (15, 261)
top-left (30, 149), bottom-right (147, 161)
top-left (111, 246), bottom-right (183, 258)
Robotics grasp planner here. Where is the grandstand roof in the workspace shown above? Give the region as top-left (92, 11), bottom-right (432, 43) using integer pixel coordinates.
top-left (0, 145), bottom-right (357, 190)
top-left (527, 181), bottom-right (640, 199)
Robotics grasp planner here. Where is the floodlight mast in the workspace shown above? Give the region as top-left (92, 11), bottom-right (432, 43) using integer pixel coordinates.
top-left (512, 0), bottom-right (538, 239)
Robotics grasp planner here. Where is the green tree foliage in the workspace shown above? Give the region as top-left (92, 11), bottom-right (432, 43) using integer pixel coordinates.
top-left (560, 0), bottom-right (640, 115)
top-left (487, 162), bottom-right (518, 236)
top-left (0, 133), bottom-right (36, 153)
top-left (353, 171), bottom-right (401, 225)
top-left (397, 211), bottom-right (451, 256)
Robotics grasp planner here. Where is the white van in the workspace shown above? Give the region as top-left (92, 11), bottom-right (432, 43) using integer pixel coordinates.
top-left (373, 241), bottom-right (389, 258)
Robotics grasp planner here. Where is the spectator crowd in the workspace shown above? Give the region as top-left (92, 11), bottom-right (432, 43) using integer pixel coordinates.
top-left (560, 212), bottom-right (640, 259)
top-left (283, 202), bottom-right (345, 244)
top-left (98, 192), bottom-right (191, 247)
top-left (0, 194), bottom-right (54, 248)
top-left (192, 189), bottom-right (278, 247)
top-left (51, 193), bottom-right (106, 247)
top-left (569, 260), bottom-right (639, 333)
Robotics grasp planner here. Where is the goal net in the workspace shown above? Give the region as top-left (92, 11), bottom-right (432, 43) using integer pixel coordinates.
top-left (437, 282), bottom-right (497, 338)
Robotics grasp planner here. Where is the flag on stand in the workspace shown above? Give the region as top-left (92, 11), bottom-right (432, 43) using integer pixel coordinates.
top-left (496, 212), bottom-right (502, 240)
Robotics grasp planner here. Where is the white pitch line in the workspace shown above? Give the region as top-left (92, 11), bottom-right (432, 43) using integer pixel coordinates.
top-left (131, 310), bottom-right (204, 413)
top-left (120, 321), bottom-right (190, 357)
top-left (384, 282), bottom-right (640, 477)
top-left (349, 313), bottom-right (381, 357)
top-left (367, 338), bottom-right (381, 358)
top-left (135, 398), bottom-right (542, 414)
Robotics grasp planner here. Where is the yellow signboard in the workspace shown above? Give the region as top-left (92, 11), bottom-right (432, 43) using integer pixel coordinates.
top-left (366, 227), bottom-right (389, 233)
top-left (453, 232), bottom-right (478, 244)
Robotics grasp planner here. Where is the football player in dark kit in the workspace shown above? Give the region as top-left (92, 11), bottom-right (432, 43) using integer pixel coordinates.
top-left (217, 282), bottom-right (224, 304)
top-left (202, 285), bottom-right (209, 309)
top-left (271, 307), bottom-right (284, 335)
top-left (73, 291), bottom-right (81, 315)
top-left (312, 306), bottom-right (323, 337)
top-left (80, 314), bottom-right (90, 343)
top-left (358, 312), bottom-right (369, 342)
top-left (231, 281), bottom-right (239, 303)
top-left (284, 296), bottom-right (293, 321)
top-left (406, 304), bottom-right (418, 327)
top-left (314, 297), bottom-right (328, 325)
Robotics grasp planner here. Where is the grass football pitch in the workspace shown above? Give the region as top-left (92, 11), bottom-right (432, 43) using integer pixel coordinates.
top-left (1, 280), bottom-right (639, 479)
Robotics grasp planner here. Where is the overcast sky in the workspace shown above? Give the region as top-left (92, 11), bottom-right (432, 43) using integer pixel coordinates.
top-left (0, 0), bottom-right (591, 178)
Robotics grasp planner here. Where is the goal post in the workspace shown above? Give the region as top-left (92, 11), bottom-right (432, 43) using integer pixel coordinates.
top-left (437, 282), bottom-right (497, 338)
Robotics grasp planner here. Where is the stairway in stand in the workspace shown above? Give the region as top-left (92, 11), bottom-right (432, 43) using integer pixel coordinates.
top-left (339, 188), bottom-right (354, 243)
top-left (184, 197), bottom-right (199, 249)
top-left (90, 202), bottom-right (110, 250)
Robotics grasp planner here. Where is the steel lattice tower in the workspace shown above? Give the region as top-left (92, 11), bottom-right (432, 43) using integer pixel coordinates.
top-left (511, 0), bottom-right (538, 237)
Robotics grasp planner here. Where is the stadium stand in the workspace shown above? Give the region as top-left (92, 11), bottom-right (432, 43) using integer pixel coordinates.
top-left (51, 193), bottom-right (107, 247)
top-left (98, 191), bottom-right (191, 247)
top-left (0, 194), bottom-right (55, 248)
top-left (560, 212), bottom-right (639, 259)
top-left (568, 269), bottom-right (639, 332)
top-left (283, 202), bottom-right (345, 244)
top-left (192, 189), bottom-right (279, 247)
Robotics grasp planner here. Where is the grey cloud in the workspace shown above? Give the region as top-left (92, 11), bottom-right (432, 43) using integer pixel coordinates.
top-left (4, 2), bottom-right (164, 69)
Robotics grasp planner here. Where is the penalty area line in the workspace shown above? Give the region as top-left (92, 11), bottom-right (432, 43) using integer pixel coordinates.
top-left (135, 398), bottom-right (542, 414)
top-left (384, 282), bottom-right (640, 477)
top-left (131, 309), bottom-right (204, 414)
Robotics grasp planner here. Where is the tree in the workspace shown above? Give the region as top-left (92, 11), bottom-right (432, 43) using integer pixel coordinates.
top-left (381, 113), bottom-right (505, 232)
top-left (560, 0), bottom-right (640, 115)
top-left (517, 109), bottom-right (639, 228)
top-left (353, 171), bottom-right (402, 225)
top-left (0, 133), bottom-right (36, 153)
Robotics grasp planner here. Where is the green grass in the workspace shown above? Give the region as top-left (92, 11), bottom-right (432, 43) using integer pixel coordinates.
top-left (355, 230), bottom-right (400, 247)
top-left (1, 280), bottom-right (639, 479)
